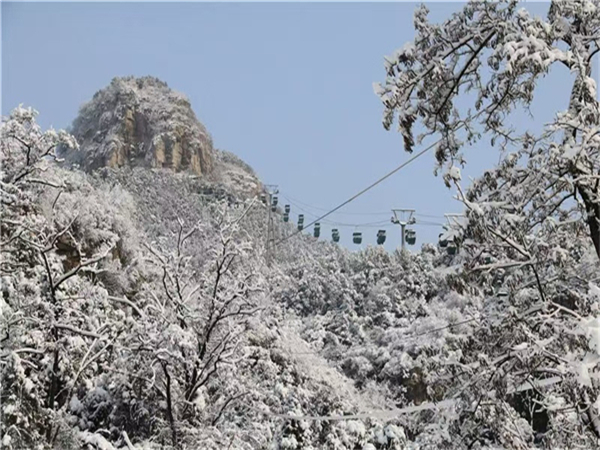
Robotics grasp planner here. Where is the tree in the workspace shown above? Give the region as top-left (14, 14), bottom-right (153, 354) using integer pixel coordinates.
top-left (375, 1), bottom-right (600, 446)
top-left (375, 0), bottom-right (599, 258)
top-left (111, 203), bottom-right (265, 448)
top-left (0, 107), bottom-right (134, 449)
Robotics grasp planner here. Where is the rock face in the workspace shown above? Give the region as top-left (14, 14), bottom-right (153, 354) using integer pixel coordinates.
top-left (68, 76), bottom-right (214, 175)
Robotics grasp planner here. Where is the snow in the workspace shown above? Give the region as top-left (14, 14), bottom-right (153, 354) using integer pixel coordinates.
top-left (509, 376), bottom-right (563, 394)
top-left (193, 388), bottom-right (207, 410)
top-left (69, 395), bottom-right (83, 413)
top-left (280, 436), bottom-right (299, 449)
top-left (448, 166), bottom-right (461, 182)
top-left (346, 421), bottom-right (366, 437)
top-left (581, 316), bottom-right (600, 356)
top-left (78, 431), bottom-right (117, 450)
top-left (372, 82), bottom-right (385, 97)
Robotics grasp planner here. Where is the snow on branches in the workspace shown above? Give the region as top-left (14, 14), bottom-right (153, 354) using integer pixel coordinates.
top-left (376, 0), bottom-right (600, 446)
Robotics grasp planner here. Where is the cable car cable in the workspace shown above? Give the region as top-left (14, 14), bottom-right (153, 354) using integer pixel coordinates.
top-left (271, 107), bottom-right (489, 248)
top-left (281, 196), bottom-right (390, 226)
top-left (272, 142), bottom-right (437, 247)
top-left (280, 197), bottom-right (391, 228)
top-left (285, 195), bottom-right (448, 221)
top-left (281, 194), bottom-right (391, 217)
top-left (415, 213), bottom-right (447, 219)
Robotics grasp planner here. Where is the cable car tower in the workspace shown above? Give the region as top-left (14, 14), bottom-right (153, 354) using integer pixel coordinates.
top-left (264, 184), bottom-right (279, 264)
top-left (391, 209), bottom-right (416, 251)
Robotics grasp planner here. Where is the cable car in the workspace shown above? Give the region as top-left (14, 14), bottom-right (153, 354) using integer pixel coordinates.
top-left (377, 230), bottom-right (386, 245)
top-left (260, 193), bottom-right (267, 204)
top-left (297, 214), bottom-right (304, 231)
top-left (353, 232), bottom-right (362, 245)
top-left (313, 223), bottom-right (321, 238)
top-left (405, 229), bottom-right (416, 245)
top-left (271, 204), bottom-right (277, 212)
top-left (332, 229), bottom-right (340, 243)
top-left (438, 233), bottom-right (448, 248)
top-left (271, 195), bottom-right (279, 207)
top-left (447, 242), bottom-right (457, 255)
top-left (284, 204), bottom-right (291, 214)
top-left (283, 212), bottom-right (289, 222)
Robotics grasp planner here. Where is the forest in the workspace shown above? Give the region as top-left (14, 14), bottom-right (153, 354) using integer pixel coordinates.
top-left (1, 1), bottom-right (599, 449)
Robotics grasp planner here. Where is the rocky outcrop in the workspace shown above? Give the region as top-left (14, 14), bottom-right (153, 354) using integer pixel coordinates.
top-left (66, 76), bottom-right (214, 176)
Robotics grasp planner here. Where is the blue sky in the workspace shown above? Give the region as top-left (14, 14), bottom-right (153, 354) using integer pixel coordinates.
top-left (2, 1), bottom-right (575, 250)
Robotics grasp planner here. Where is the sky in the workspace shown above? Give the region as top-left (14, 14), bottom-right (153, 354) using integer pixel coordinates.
top-left (1, 1), bottom-right (578, 251)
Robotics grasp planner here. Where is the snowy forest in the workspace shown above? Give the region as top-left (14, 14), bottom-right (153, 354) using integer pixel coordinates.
top-left (1, 1), bottom-right (599, 449)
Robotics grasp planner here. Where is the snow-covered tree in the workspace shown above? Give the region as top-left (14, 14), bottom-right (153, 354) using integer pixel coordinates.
top-left (376, 0), bottom-right (600, 446)
top-left (0, 107), bottom-right (136, 449)
top-left (98, 202), bottom-right (266, 448)
top-left (375, 0), bottom-right (599, 258)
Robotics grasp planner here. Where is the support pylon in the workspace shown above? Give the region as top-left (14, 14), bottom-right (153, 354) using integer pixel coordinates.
top-left (443, 213), bottom-right (464, 229)
top-left (263, 184), bottom-right (279, 264)
top-left (391, 209), bottom-right (415, 251)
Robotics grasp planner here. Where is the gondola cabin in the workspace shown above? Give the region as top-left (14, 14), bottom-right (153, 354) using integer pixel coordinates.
top-left (405, 229), bottom-right (416, 245)
top-left (313, 223), bottom-right (321, 238)
top-left (447, 242), bottom-right (457, 255)
top-left (332, 229), bottom-right (340, 243)
top-left (438, 233), bottom-right (448, 248)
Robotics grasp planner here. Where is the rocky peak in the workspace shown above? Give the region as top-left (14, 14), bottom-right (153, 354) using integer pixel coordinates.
top-left (67, 76), bottom-right (214, 176)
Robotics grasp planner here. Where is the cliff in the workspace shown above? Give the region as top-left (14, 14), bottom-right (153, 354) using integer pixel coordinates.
top-left (66, 76), bottom-right (214, 175)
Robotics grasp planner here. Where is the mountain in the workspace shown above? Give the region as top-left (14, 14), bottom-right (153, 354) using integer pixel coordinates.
top-left (65, 76), bottom-right (262, 201)
top-left (66, 76), bottom-right (214, 176)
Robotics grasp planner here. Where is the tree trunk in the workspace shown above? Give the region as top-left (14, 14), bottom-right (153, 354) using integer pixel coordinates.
top-left (578, 183), bottom-right (600, 261)
top-left (161, 363), bottom-right (178, 448)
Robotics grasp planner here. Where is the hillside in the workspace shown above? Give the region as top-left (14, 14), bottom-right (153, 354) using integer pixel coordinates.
top-left (2, 68), bottom-right (600, 450)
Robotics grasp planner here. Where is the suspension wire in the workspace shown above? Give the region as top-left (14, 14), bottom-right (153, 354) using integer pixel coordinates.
top-left (281, 196), bottom-right (390, 228)
top-left (415, 222), bottom-right (446, 227)
top-left (285, 193), bottom-right (447, 221)
top-left (324, 220), bottom-right (390, 228)
top-left (270, 106), bottom-right (494, 249)
top-left (415, 213), bottom-right (447, 219)
top-left (414, 219), bottom-right (445, 225)
top-left (284, 195), bottom-right (446, 229)
top-left (281, 194), bottom-right (390, 216)
top-left (272, 143), bottom-right (437, 247)
top-left (281, 197), bottom-right (381, 227)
